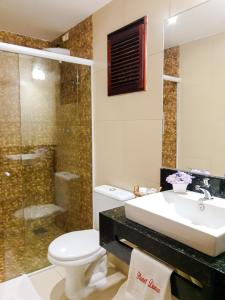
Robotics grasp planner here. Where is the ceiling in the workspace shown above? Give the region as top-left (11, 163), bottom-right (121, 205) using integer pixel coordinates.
top-left (0, 0), bottom-right (112, 41)
top-left (165, 0), bottom-right (225, 49)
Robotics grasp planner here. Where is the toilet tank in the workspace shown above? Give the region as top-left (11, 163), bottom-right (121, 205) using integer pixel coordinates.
top-left (93, 185), bottom-right (135, 229)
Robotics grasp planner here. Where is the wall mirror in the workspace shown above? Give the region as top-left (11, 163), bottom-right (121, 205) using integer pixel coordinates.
top-left (163, 0), bottom-right (225, 177)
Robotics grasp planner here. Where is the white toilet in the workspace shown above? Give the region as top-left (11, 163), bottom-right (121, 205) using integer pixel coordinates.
top-left (48, 185), bottom-right (134, 300)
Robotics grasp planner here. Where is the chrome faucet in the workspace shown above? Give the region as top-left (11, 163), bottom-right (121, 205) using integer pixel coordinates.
top-left (195, 178), bottom-right (213, 200)
top-left (195, 185), bottom-right (213, 200)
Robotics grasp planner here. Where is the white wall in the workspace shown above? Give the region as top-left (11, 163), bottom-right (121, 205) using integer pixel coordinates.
top-left (93, 0), bottom-right (208, 191)
top-left (170, 0), bottom-right (208, 16)
top-left (179, 30), bottom-right (225, 176)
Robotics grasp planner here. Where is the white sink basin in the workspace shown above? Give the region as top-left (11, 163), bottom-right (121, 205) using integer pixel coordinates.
top-left (125, 191), bottom-right (225, 256)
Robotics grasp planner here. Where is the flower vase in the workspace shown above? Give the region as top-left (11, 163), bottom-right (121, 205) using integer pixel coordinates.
top-left (172, 182), bottom-right (188, 193)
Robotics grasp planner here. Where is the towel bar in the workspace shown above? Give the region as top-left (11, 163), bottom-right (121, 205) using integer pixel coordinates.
top-left (105, 238), bottom-right (204, 300)
top-left (99, 208), bottom-right (225, 300)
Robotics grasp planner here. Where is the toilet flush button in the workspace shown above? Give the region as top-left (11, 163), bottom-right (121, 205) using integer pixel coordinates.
top-left (109, 187), bottom-right (117, 191)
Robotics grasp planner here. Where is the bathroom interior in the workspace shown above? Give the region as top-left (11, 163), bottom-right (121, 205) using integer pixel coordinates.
top-left (0, 0), bottom-right (225, 299)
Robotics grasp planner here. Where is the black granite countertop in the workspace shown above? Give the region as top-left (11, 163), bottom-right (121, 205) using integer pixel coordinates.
top-left (100, 206), bottom-right (225, 290)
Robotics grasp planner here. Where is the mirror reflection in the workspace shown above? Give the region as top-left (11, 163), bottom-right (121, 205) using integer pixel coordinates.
top-left (163, 0), bottom-right (225, 177)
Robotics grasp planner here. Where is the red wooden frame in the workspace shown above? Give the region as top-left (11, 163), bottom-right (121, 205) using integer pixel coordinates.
top-left (107, 16), bottom-right (147, 96)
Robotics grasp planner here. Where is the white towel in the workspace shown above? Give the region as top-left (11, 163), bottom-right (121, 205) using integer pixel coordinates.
top-left (113, 249), bottom-right (173, 300)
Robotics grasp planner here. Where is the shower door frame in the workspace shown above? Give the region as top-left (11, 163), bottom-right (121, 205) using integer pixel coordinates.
top-left (0, 41), bottom-right (96, 278)
top-left (0, 42), bottom-right (93, 66)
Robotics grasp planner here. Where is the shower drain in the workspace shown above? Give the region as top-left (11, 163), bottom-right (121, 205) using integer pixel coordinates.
top-left (33, 227), bottom-right (48, 235)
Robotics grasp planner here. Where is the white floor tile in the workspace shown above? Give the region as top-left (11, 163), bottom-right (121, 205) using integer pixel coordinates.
top-left (28, 266), bottom-right (125, 300)
top-left (0, 275), bottom-right (42, 300)
top-left (30, 268), bottom-right (62, 300)
top-left (54, 266), bottom-right (66, 279)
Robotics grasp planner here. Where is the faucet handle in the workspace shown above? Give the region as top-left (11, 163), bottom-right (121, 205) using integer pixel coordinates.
top-left (203, 178), bottom-right (210, 188)
top-left (4, 171), bottom-right (11, 177)
top-left (195, 185), bottom-right (201, 191)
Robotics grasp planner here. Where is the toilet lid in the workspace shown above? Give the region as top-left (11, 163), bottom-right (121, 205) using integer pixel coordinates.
top-left (48, 229), bottom-right (101, 261)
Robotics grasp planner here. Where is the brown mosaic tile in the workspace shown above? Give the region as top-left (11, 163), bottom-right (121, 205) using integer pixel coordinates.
top-left (0, 52), bottom-right (20, 124)
top-left (0, 16), bottom-right (93, 282)
top-left (21, 146), bottom-right (55, 206)
top-left (24, 218), bottom-right (64, 274)
top-left (0, 31), bottom-right (50, 49)
top-left (162, 47), bottom-right (180, 168)
top-left (55, 57), bottom-right (92, 232)
top-left (51, 17), bottom-right (93, 60)
top-left (164, 46), bottom-right (180, 77)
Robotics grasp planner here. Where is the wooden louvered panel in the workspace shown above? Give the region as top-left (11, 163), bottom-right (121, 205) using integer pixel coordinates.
top-left (111, 64), bottom-right (140, 75)
top-left (112, 69), bottom-right (140, 81)
top-left (108, 17), bottom-right (147, 96)
top-left (112, 40), bottom-right (139, 54)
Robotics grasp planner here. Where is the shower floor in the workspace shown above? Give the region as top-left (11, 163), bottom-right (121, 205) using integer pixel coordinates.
top-left (25, 222), bottom-right (65, 274)
top-left (2, 220), bottom-right (65, 282)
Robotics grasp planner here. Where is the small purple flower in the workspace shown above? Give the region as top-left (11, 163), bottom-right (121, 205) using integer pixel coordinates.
top-left (166, 171), bottom-right (193, 185)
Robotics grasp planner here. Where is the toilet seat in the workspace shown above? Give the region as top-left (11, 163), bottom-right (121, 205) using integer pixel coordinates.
top-left (48, 229), bottom-right (105, 266)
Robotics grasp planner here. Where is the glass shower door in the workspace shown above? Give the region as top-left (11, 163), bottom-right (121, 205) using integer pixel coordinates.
top-left (18, 56), bottom-right (92, 274)
top-left (18, 54), bottom-right (63, 273)
top-left (0, 51), bottom-right (92, 281)
top-left (0, 50), bottom-right (24, 282)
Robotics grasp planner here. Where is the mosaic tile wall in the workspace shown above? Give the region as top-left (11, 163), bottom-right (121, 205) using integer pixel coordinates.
top-left (0, 51), bottom-right (61, 280)
top-left (0, 17), bottom-right (93, 281)
top-left (162, 47), bottom-right (180, 168)
top-left (164, 46), bottom-right (180, 77)
top-left (0, 50), bottom-right (22, 281)
top-left (54, 16), bottom-right (93, 231)
top-left (0, 31), bottom-right (50, 49)
top-left (52, 16), bottom-right (93, 59)
top-left (55, 63), bottom-right (92, 231)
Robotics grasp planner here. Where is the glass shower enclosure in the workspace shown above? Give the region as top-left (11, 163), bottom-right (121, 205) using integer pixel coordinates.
top-left (0, 44), bottom-right (93, 282)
